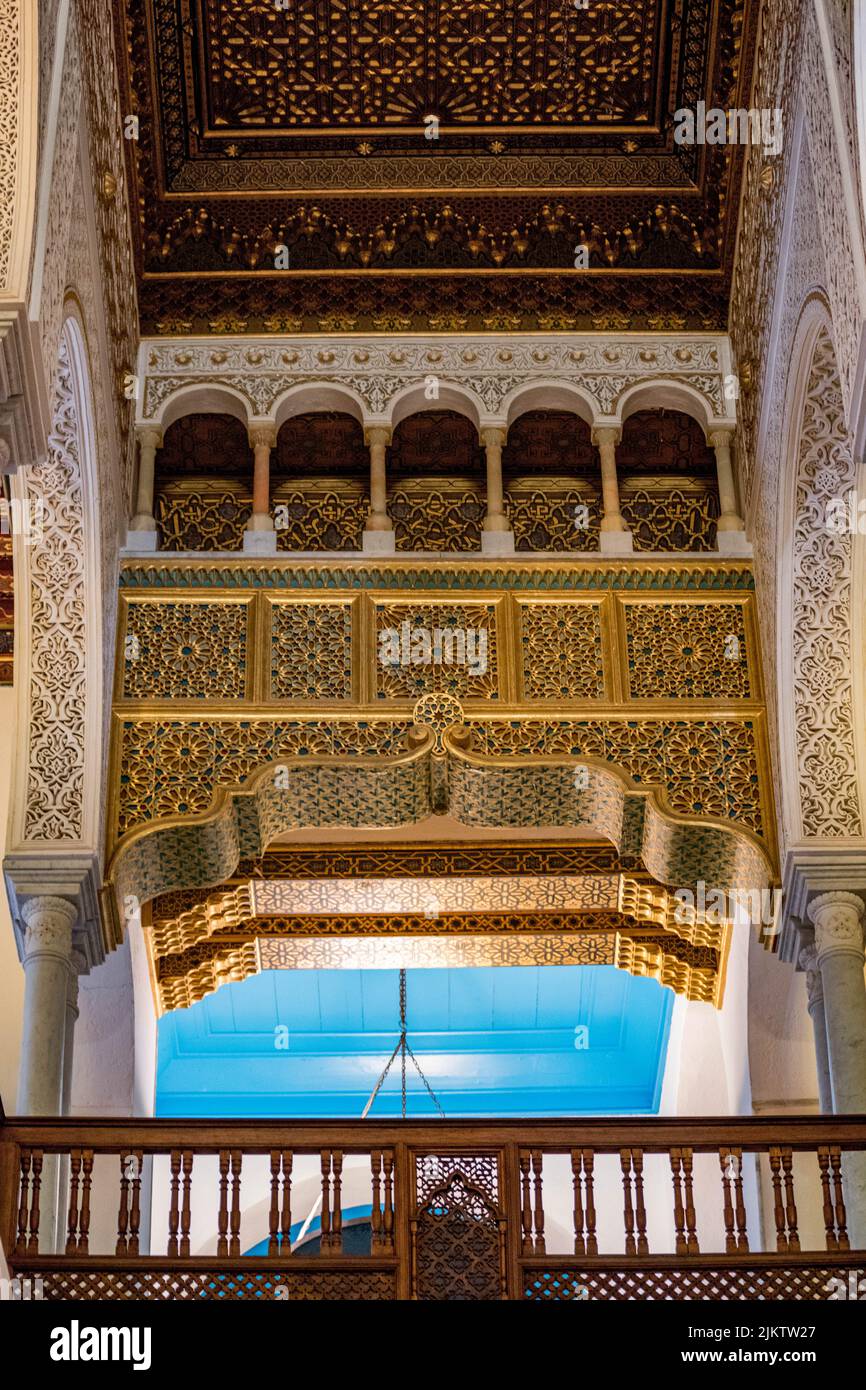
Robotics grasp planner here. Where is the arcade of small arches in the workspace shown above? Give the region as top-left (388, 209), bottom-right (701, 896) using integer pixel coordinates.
top-left (128, 376), bottom-right (744, 558)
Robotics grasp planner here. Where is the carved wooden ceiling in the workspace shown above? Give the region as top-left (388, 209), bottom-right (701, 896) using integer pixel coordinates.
top-left (114, 0), bottom-right (758, 332)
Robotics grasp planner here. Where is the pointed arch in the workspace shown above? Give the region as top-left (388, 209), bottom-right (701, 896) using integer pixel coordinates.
top-left (777, 303), bottom-right (863, 840)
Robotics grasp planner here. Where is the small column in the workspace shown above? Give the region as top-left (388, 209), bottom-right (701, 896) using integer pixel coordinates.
top-left (244, 424), bottom-right (277, 555)
top-left (363, 426), bottom-right (395, 554)
top-left (128, 427), bottom-right (162, 551)
top-left (480, 427), bottom-right (514, 555)
top-left (591, 427), bottom-right (632, 555)
top-left (17, 897), bottom-right (78, 1114)
top-left (809, 891), bottom-right (866, 1247)
top-left (16, 896), bottom-right (79, 1254)
top-left (798, 941), bottom-right (833, 1114)
top-left (708, 429), bottom-right (749, 554)
top-left (61, 950), bottom-right (86, 1115)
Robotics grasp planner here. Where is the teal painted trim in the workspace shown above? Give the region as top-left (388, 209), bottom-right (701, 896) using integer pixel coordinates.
top-left (120, 562), bottom-right (755, 594)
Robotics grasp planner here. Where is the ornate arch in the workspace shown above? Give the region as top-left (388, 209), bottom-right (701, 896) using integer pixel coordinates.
top-left (4, 312), bottom-right (106, 960)
top-left (778, 308), bottom-right (863, 841)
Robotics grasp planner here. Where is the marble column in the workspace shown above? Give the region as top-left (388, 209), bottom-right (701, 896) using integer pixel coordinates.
top-left (17, 896), bottom-right (78, 1115)
top-left (61, 950), bottom-right (86, 1115)
top-left (480, 427), bottom-right (514, 554)
top-left (363, 426), bottom-right (395, 553)
top-left (798, 941), bottom-right (833, 1114)
top-left (708, 429), bottom-right (748, 553)
top-left (16, 897), bottom-right (78, 1255)
top-left (129, 427), bottom-right (162, 547)
top-left (244, 425), bottom-right (277, 554)
top-left (809, 891), bottom-right (866, 1246)
top-left (591, 426), bottom-right (632, 554)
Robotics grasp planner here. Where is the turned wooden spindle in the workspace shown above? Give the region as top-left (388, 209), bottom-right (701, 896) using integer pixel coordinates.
top-left (117, 1151), bottom-right (131, 1256)
top-left (829, 1146), bottom-right (849, 1251)
top-left (731, 1151), bottom-right (748, 1252)
top-left (128, 1151), bottom-right (143, 1256)
top-left (268, 1152), bottom-right (282, 1257)
top-left (620, 1149), bottom-right (637, 1256)
top-left (583, 1150), bottom-right (598, 1255)
top-left (229, 1149), bottom-right (242, 1257)
top-left (518, 1150), bottom-right (533, 1254)
top-left (571, 1150), bottom-right (586, 1255)
top-left (330, 1150), bottom-right (343, 1253)
top-left (26, 1150), bottom-right (43, 1255)
top-left (67, 1149), bottom-right (82, 1255)
top-left (77, 1151), bottom-right (93, 1255)
top-left (631, 1149), bottom-right (648, 1255)
top-left (216, 1150), bottom-right (229, 1257)
top-left (681, 1148), bottom-right (699, 1254)
top-left (569, 1148), bottom-right (598, 1256)
top-left (382, 1150), bottom-right (395, 1253)
top-left (672, 1148), bottom-right (689, 1255)
top-left (768, 1147), bottom-right (788, 1253)
top-left (169, 1150), bottom-right (183, 1256)
top-left (180, 1150), bottom-right (194, 1257)
top-left (817, 1147), bottom-right (836, 1251)
top-left (16, 1148), bottom-right (32, 1254)
top-left (531, 1149), bottom-right (545, 1255)
top-left (780, 1148), bottom-right (800, 1252)
top-left (719, 1148), bottom-right (747, 1254)
top-left (280, 1151), bottom-right (293, 1253)
top-left (371, 1150), bottom-right (383, 1254)
top-left (320, 1150), bottom-right (332, 1252)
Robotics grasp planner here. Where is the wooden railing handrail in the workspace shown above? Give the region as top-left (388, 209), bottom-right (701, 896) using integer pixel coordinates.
top-left (2, 1113), bottom-right (866, 1153)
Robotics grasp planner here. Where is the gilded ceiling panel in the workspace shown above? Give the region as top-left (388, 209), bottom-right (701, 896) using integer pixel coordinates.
top-left (112, 0), bottom-right (758, 329)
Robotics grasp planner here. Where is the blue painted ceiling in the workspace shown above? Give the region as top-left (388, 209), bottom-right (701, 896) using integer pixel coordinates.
top-left (156, 965), bottom-right (673, 1119)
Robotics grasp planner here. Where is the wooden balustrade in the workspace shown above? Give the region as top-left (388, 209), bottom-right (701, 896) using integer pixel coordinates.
top-left (2, 1115), bottom-right (865, 1300)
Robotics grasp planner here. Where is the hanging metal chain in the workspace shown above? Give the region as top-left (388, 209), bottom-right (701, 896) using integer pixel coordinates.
top-left (361, 968), bottom-right (444, 1119)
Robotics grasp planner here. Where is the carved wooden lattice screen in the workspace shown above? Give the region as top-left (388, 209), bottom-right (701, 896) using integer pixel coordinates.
top-left (410, 1152), bottom-right (507, 1300)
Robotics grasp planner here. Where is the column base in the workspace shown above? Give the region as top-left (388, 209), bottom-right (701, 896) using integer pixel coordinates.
top-left (599, 530), bottom-right (634, 555)
top-left (125, 528), bottom-right (159, 552)
top-left (481, 530), bottom-right (515, 556)
top-left (242, 530), bottom-right (278, 556)
top-left (716, 529), bottom-right (753, 557)
top-left (362, 529), bottom-right (396, 555)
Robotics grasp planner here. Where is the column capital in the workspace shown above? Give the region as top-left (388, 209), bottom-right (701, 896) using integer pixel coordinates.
top-left (20, 896), bottom-right (78, 961)
top-left (248, 424), bottom-right (277, 451)
top-left (136, 426), bottom-right (163, 450)
top-left (4, 848), bottom-right (106, 969)
top-left (708, 428), bottom-right (734, 449)
top-left (591, 425), bottom-right (621, 448)
top-left (797, 941), bottom-right (824, 1009)
top-left (364, 425), bottom-right (392, 448)
top-left (809, 891), bottom-right (865, 963)
top-left (481, 427), bottom-right (507, 448)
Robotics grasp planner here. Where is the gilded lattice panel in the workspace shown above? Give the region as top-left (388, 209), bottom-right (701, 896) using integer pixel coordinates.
top-left (519, 601), bottom-right (605, 700)
top-left (506, 487), bottom-right (601, 553)
top-left (251, 874), bottom-right (620, 916)
top-left (255, 934), bottom-right (615, 974)
top-left (155, 486), bottom-right (250, 551)
top-left (115, 717), bottom-right (413, 835)
top-left (620, 488), bottom-right (719, 552)
top-left (391, 487), bottom-right (485, 553)
top-left (623, 602), bottom-right (751, 699)
top-left (274, 486), bottom-right (366, 552)
top-left (122, 600), bottom-right (250, 701)
top-left (270, 601), bottom-right (353, 702)
top-left (468, 718), bottom-right (764, 834)
top-left (373, 600), bottom-right (499, 701)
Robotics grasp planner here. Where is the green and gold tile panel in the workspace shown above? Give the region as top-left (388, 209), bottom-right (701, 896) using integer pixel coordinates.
top-left (116, 588), bottom-right (757, 710)
top-left (111, 559), bottom-right (771, 861)
top-left (119, 597), bottom-right (253, 702)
